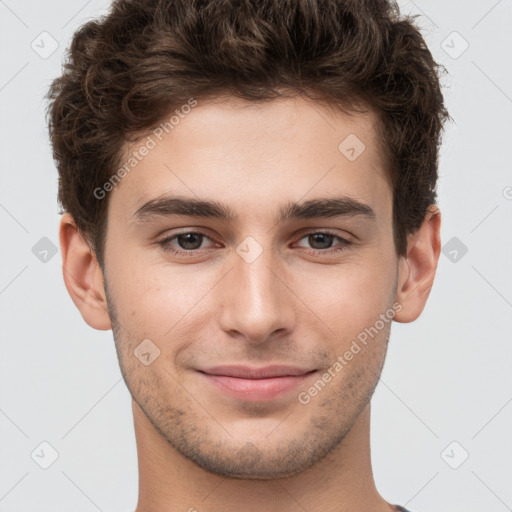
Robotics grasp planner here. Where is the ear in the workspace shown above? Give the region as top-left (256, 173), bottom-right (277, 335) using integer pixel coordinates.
top-left (394, 206), bottom-right (441, 323)
top-left (59, 213), bottom-right (112, 330)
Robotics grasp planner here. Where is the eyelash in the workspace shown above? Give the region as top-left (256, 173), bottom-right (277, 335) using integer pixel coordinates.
top-left (157, 230), bottom-right (353, 257)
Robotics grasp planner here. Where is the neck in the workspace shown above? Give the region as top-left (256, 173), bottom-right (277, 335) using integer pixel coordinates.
top-left (132, 401), bottom-right (394, 512)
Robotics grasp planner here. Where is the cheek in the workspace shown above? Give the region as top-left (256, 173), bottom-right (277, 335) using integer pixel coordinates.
top-left (300, 257), bottom-right (395, 339)
top-left (108, 257), bottom-right (215, 340)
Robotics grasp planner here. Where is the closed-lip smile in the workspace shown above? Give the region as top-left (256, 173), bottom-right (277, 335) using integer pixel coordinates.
top-left (197, 365), bottom-right (317, 401)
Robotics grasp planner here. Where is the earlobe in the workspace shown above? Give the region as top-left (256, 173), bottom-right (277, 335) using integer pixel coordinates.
top-left (394, 206), bottom-right (441, 324)
top-left (59, 213), bottom-right (112, 331)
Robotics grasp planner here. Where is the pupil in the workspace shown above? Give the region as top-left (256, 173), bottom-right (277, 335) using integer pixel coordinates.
top-left (309, 233), bottom-right (333, 249)
top-left (178, 233), bottom-right (202, 250)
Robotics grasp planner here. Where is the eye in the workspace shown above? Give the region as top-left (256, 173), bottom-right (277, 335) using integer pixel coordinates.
top-left (158, 231), bottom-right (215, 256)
top-left (295, 231), bottom-right (353, 254)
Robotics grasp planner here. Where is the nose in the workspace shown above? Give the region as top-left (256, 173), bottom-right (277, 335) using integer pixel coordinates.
top-left (216, 243), bottom-right (296, 344)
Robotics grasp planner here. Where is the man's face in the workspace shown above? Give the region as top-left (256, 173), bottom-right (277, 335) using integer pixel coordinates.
top-left (102, 95), bottom-right (399, 479)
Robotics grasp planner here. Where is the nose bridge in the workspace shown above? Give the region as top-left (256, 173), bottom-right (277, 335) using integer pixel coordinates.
top-left (218, 237), bottom-right (295, 342)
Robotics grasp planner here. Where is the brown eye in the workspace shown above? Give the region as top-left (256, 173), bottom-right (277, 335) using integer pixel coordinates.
top-left (158, 231), bottom-right (215, 255)
top-left (306, 233), bottom-right (336, 250)
top-left (295, 231), bottom-right (353, 254)
top-left (175, 232), bottom-right (204, 250)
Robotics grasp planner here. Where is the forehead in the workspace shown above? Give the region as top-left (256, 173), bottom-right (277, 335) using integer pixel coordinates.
top-left (109, 95), bottom-right (392, 223)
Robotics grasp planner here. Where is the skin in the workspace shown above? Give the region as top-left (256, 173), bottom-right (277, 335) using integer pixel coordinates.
top-left (59, 94), bottom-right (441, 512)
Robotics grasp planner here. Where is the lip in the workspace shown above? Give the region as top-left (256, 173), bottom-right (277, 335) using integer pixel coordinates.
top-left (197, 365), bottom-right (317, 401)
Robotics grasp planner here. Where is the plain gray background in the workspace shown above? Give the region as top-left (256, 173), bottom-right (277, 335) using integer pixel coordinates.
top-left (1, 0), bottom-right (511, 510)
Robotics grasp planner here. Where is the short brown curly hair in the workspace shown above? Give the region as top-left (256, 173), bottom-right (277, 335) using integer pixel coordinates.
top-left (46, 0), bottom-right (449, 269)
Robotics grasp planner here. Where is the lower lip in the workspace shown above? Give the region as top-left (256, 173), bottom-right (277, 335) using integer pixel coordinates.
top-left (199, 371), bottom-right (317, 401)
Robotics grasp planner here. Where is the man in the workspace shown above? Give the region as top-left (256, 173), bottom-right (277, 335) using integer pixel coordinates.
top-left (46, 0), bottom-right (449, 510)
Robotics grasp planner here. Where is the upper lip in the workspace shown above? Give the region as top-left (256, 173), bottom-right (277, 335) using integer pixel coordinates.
top-left (198, 365), bottom-right (316, 379)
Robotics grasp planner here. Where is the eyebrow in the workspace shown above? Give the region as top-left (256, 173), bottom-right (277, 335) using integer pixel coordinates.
top-left (133, 194), bottom-right (376, 223)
